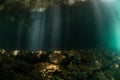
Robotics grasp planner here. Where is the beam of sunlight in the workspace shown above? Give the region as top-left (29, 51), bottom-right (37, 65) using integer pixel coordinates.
top-left (17, 20), bottom-right (24, 48)
top-left (91, 0), bottom-right (104, 44)
top-left (27, 4), bottom-right (62, 51)
top-left (28, 12), bottom-right (46, 51)
top-left (50, 4), bottom-right (61, 49)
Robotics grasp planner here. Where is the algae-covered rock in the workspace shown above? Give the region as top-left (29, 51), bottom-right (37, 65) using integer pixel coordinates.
top-left (49, 51), bottom-right (66, 64)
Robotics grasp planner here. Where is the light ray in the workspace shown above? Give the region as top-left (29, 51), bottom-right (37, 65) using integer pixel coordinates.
top-left (91, 0), bottom-right (104, 44)
top-left (50, 4), bottom-right (61, 49)
top-left (28, 12), bottom-right (46, 51)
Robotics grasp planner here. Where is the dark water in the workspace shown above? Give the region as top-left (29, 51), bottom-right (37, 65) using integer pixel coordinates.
top-left (0, 4), bottom-right (102, 51)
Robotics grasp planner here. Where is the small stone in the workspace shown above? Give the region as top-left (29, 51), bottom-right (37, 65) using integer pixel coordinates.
top-left (12, 50), bottom-right (19, 56)
top-left (95, 60), bottom-right (100, 66)
top-left (54, 51), bottom-right (61, 54)
top-left (114, 63), bottom-right (119, 69)
top-left (0, 49), bottom-right (6, 54)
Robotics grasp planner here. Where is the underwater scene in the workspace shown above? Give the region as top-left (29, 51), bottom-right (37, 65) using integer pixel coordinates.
top-left (0, 0), bottom-right (120, 80)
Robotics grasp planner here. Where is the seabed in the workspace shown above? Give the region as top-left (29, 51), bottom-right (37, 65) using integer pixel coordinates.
top-left (0, 49), bottom-right (120, 80)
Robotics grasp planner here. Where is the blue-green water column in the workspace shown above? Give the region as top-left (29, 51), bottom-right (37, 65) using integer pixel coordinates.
top-left (108, 0), bottom-right (120, 51)
top-left (93, 0), bottom-right (120, 51)
top-left (113, 0), bottom-right (120, 51)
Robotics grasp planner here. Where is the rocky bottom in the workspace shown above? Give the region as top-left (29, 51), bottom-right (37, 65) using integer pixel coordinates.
top-left (0, 49), bottom-right (120, 80)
